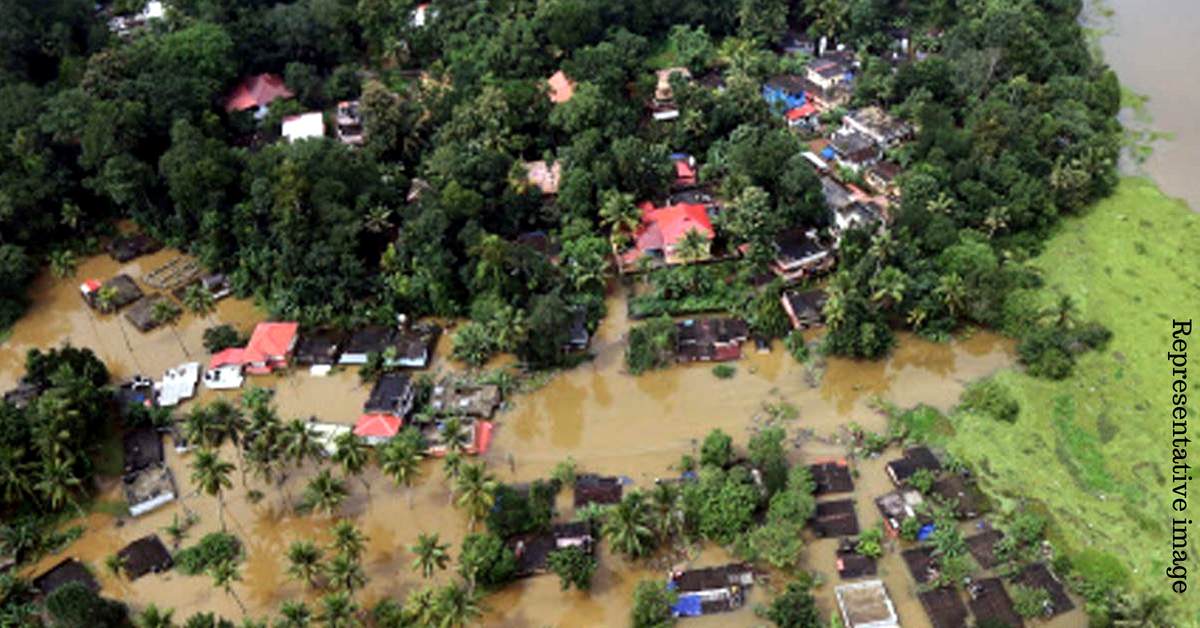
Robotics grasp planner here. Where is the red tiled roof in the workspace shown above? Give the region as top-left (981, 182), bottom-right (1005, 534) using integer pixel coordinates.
top-left (547, 70), bottom-right (575, 104)
top-left (224, 74), bottom-right (294, 113)
top-left (354, 414), bottom-right (402, 438)
top-left (785, 103), bottom-right (819, 120)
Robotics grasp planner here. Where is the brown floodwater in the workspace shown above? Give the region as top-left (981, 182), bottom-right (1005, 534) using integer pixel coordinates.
top-left (11, 255), bottom-right (1084, 626)
top-left (1092, 0), bottom-right (1200, 211)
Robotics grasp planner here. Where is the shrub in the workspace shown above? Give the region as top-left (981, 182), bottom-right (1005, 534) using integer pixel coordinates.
top-left (711, 364), bottom-right (735, 379)
top-left (960, 378), bottom-right (1020, 423)
top-left (784, 331), bottom-right (809, 363)
top-left (630, 580), bottom-right (677, 628)
top-left (175, 533), bottom-right (241, 575)
top-left (700, 429), bottom-right (734, 468)
top-left (546, 546), bottom-right (598, 591)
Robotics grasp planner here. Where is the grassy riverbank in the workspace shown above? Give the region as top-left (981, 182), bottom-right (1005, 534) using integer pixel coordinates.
top-left (944, 177), bottom-right (1200, 619)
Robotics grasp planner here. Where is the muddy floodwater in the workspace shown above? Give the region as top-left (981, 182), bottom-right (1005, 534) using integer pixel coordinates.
top-left (8, 251), bottom-right (1085, 627)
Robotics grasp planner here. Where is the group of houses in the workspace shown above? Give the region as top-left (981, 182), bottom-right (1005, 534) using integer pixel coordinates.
top-left (824, 446), bottom-right (1075, 628)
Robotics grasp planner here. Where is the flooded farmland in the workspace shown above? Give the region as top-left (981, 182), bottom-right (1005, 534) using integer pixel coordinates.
top-left (10, 250), bottom-right (1086, 627)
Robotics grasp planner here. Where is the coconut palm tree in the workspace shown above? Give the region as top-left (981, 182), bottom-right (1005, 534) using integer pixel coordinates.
top-left (377, 436), bottom-right (422, 498)
top-left (285, 540), bottom-right (324, 589)
top-left (210, 559), bottom-right (246, 614)
top-left (452, 462), bottom-right (497, 531)
top-left (151, 299), bottom-right (189, 357)
top-left (675, 228), bottom-right (710, 266)
top-left (135, 604), bottom-right (176, 628)
top-left (324, 552), bottom-right (366, 593)
top-left (431, 582), bottom-right (482, 628)
top-left (601, 491), bottom-right (656, 559)
top-left (275, 600), bottom-right (312, 628)
top-left (410, 533), bottom-right (450, 578)
top-left (330, 520), bottom-right (368, 562)
top-left (190, 449), bottom-right (235, 531)
top-left (182, 283), bottom-right (216, 321)
top-left (331, 432), bottom-right (371, 495)
top-left (316, 591), bottom-right (362, 628)
top-left (301, 469), bottom-right (348, 517)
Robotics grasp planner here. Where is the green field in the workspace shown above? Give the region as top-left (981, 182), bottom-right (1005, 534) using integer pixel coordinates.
top-left (943, 178), bottom-right (1200, 619)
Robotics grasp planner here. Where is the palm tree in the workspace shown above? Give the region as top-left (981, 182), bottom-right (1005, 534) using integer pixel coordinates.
top-left (331, 432), bottom-right (371, 495)
top-left (452, 462), bottom-right (497, 531)
top-left (151, 299), bottom-right (189, 357)
top-left (211, 559), bottom-right (246, 615)
top-left (275, 600), bottom-right (313, 628)
top-left (316, 591), bottom-right (362, 628)
top-left (324, 552), bottom-right (366, 592)
top-left (285, 540), bottom-right (324, 589)
top-left (136, 604), bottom-right (176, 628)
top-left (330, 520), bottom-right (368, 561)
top-left (190, 449), bottom-right (235, 531)
top-left (674, 228), bottom-right (710, 265)
top-left (301, 469), bottom-right (348, 517)
top-left (431, 582), bottom-right (482, 628)
top-left (601, 491), bottom-right (656, 559)
top-left (410, 533), bottom-right (450, 578)
top-left (377, 437), bottom-right (422, 498)
top-left (182, 283), bottom-right (216, 321)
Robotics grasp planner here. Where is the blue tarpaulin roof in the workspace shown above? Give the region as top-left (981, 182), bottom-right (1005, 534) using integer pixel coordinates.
top-left (671, 594), bottom-right (703, 617)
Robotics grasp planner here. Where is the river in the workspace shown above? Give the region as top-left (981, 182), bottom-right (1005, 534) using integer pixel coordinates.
top-left (1093, 0), bottom-right (1200, 210)
top-left (6, 245), bottom-right (1089, 627)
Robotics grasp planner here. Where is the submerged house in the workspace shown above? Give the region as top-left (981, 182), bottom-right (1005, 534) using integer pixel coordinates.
top-left (224, 73), bottom-right (294, 119)
top-left (675, 318), bottom-right (749, 363)
top-left (668, 563), bottom-right (756, 617)
top-left (835, 580), bottom-right (900, 628)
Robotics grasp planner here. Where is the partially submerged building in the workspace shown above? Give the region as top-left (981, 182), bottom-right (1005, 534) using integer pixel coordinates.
top-left (835, 580), bottom-right (900, 628)
top-left (675, 318), bottom-right (749, 363)
top-left (116, 535), bottom-right (172, 580)
top-left (668, 563), bottom-right (755, 617)
top-left (34, 558), bottom-right (99, 595)
top-left (574, 474), bottom-right (623, 509)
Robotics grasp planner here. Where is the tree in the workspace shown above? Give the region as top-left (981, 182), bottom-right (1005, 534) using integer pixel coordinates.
top-left (137, 604), bottom-right (177, 628)
top-left (325, 552), bottom-right (366, 592)
top-left (301, 469), bottom-right (348, 517)
top-left (601, 491), bottom-right (656, 559)
top-left (210, 559), bottom-right (246, 615)
top-left (546, 547), bottom-right (597, 591)
top-left (285, 541), bottom-right (324, 589)
top-left (410, 532), bottom-right (451, 578)
top-left (330, 520), bottom-right (368, 562)
top-left (316, 591), bottom-right (362, 628)
top-left (453, 461), bottom-right (498, 530)
top-left (190, 449), bottom-right (235, 531)
top-left (630, 580), bottom-right (677, 628)
top-left (766, 581), bottom-right (822, 628)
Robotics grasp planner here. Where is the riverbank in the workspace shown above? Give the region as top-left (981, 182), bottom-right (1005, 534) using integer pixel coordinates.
top-left (942, 177), bottom-right (1200, 622)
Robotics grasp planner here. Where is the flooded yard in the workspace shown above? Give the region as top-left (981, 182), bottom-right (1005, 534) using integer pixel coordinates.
top-left (8, 251), bottom-right (1085, 627)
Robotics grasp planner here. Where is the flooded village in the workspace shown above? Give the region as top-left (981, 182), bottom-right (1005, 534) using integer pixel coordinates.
top-left (2, 239), bottom-right (1087, 628)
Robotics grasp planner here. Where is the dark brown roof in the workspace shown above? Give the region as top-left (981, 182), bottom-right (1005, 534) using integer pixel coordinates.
top-left (809, 461), bottom-right (853, 495)
top-left (965, 529), bottom-right (1004, 568)
top-left (122, 428), bottom-right (164, 475)
top-left (33, 558), bottom-right (98, 595)
top-left (811, 499), bottom-right (859, 537)
top-left (902, 545), bottom-right (938, 584)
top-left (968, 578), bottom-right (1023, 628)
top-left (117, 535), bottom-right (172, 580)
top-left (1013, 563), bottom-right (1074, 616)
top-left (918, 587), bottom-right (970, 628)
top-left (574, 474), bottom-right (623, 508)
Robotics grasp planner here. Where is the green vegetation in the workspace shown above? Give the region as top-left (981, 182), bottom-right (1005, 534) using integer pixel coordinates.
top-left (945, 179), bottom-right (1200, 623)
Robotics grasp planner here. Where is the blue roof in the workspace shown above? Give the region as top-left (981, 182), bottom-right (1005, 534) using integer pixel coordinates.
top-left (671, 594), bottom-right (703, 617)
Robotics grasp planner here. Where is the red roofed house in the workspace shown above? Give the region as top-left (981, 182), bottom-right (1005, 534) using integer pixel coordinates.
top-left (621, 201), bottom-right (715, 268)
top-left (547, 70), bottom-right (575, 104)
top-left (224, 74), bottom-right (294, 119)
top-left (785, 102), bottom-right (820, 131)
top-left (354, 414), bottom-right (402, 445)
